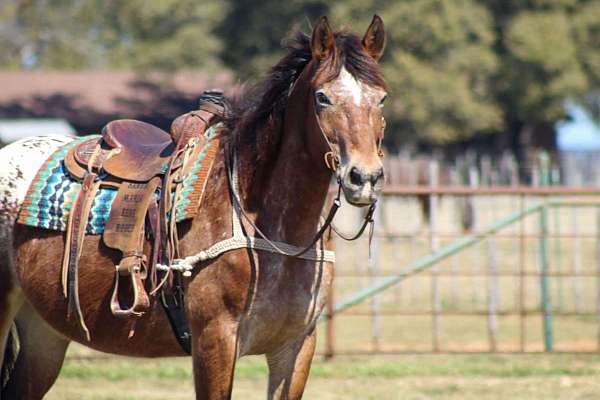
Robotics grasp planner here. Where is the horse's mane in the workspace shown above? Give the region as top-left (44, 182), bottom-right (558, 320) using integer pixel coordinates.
top-left (227, 30), bottom-right (387, 136)
top-left (224, 29), bottom-right (387, 205)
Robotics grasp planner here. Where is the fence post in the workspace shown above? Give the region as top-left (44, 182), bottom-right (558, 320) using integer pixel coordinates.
top-left (596, 207), bottom-right (600, 351)
top-left (538, 151), bottom-right (550, 186)
top-left (572, 172), bottom-right (584, 312)
top-left (429, 160), bottom-right (441, 352)
top-left (552, 167), bottom-right (563, 312)
top-left (519, 194), bottom-right (526, 352)
top-left (468, 166), bottom-right (480, 307)
top-left (539, 205), bottom-right (554, 352)
top-left (486, 234), bottom-right (499, 352)
top-left (450, 168), bottom-right (460, 308)
top-left (369, 201), bottom-right (383, 352)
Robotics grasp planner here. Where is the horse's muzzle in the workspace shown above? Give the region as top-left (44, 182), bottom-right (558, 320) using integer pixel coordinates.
top-left (339, 164), bottom-right (384, 206)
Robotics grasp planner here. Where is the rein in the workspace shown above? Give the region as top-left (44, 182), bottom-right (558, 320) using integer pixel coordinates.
top-left (217, 89), bottom-right (379, 260)
top-left (311, 89), bottom-right (379, 244)
top-left (225, 141), bottom-right (341, 259)
top-left (160, 77), bottom-right (381, 274)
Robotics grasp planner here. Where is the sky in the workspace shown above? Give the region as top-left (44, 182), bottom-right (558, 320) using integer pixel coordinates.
top-left (556, 102), bottom-right (600, 151)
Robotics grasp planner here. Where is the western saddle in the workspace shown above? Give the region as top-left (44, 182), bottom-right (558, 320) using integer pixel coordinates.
top-left (62, 92), bottom-right (226, 344)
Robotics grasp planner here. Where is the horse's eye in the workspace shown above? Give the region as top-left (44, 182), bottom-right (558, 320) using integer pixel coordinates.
top-left (315, 91), bottom-right (332, 107)
top-left (379, 95), bottom-right (387, 107)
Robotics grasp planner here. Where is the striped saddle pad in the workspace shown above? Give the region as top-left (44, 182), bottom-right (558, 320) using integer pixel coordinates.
top-left (17, 125), bottom-right (221, 234)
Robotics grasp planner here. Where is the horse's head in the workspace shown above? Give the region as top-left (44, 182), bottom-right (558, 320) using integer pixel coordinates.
top-left (306, 16), bottom-right (388, 206)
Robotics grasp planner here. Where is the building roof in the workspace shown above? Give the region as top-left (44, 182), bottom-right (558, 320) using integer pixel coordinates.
top-left (0, 70), bottom-right (232, 135)
top-left (0, 71), bottom-right (231, 114)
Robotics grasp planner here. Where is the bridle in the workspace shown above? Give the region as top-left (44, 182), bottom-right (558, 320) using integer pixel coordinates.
top-left (311, 91), bottom-right (382, 243)
top-left (222, 77), bottom-right (384, 260)
top-left (156, 70), bottom-right (384, 356)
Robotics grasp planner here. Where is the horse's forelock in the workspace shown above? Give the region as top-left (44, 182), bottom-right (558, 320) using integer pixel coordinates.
top-left (229, 30), bottom-right (386, 136)
top-left (334, 33), bottom-right (387, 91)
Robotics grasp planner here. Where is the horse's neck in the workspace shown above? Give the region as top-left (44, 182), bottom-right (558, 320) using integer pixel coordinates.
top-left (264, 133), bottom-right (329, 242)
top-left (240, 117), bottom-right (331, 245)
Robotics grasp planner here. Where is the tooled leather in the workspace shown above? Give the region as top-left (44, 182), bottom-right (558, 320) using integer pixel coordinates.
top-left (60, 106), bottom-right (223, 338)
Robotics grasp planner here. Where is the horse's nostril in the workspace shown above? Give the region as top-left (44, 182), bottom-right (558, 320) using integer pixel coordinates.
top-left (371, 167), bottom-right (384, 184)
top-left (349, 166), bottom-right (364, 186)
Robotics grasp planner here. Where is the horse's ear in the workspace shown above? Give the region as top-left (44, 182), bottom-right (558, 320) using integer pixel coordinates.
top-left (362, 15), bottom-right (385, 62)
top-left (311, 16), bottom-right (335, 61)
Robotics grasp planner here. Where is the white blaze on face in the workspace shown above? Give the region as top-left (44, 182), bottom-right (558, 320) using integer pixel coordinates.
top-left (337, 67), bottom-right (363, 106)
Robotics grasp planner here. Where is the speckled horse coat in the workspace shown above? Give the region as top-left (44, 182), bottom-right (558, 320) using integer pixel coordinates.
top-left (0, 16), bottom-right (388, 400)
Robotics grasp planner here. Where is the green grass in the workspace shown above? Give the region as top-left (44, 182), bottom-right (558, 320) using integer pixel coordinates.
top-left (47, 349), bottom-right (600, 399)
top-left (60, 352), bottom-right (600, 382)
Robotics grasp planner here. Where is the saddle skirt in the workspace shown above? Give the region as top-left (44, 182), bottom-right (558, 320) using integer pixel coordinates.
top-left (17, 123), bottom-right (221, 233)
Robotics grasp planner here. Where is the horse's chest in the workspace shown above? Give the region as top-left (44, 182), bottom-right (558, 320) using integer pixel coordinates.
top-left (240, 258), bottom-right (333, 354)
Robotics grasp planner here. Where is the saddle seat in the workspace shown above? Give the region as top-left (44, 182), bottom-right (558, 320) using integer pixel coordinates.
top-left (73, 119), bottom-right (175, 182)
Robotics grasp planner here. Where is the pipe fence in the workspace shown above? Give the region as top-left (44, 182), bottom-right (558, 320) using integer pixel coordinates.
top-left (320, 187), bottom-right (600, 356)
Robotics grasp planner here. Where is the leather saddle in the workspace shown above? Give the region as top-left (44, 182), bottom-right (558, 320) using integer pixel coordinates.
top-left (88, 120), bottom-right (173, 181)
top-left (61, 96), bottom-right (226, 340)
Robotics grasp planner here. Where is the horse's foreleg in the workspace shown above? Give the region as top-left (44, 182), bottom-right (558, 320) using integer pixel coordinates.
top-left (2, 301), bottom-right (69, 400)
top-left (266, 328), bottom-right (316, 400)
top-left (191, 318), bottom-right (238, 400)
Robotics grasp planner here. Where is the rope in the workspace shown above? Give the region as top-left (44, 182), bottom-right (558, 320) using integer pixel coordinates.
top-left (157, 235), bottom-right (335, 277)
top-left (158, 83), bottom-right (382, 276)
top-left (157, 145), bottom-right (336, 276)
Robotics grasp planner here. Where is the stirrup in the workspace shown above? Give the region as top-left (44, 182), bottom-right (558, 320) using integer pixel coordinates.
top-left (110, 257), bottom-right (150, 318)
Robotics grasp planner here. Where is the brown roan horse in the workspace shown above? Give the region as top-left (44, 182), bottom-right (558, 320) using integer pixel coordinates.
top-left (0, 16), bottom-right (387, 399)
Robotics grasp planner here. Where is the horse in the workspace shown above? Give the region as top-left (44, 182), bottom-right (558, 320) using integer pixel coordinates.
top-left (0, 15), bottom-right (388, 399)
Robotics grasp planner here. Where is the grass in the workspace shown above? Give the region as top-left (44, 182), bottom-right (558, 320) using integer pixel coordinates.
top-left (47, 347), bottom-right (600, 399)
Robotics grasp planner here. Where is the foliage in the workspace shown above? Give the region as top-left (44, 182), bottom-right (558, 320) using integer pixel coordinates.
top-left (217, 0), bottom-right (328, 80)
top-left (0, 0), bottom-right (225, 71)
top-left (0, 0), bottom-right (99, 69)
top-left (97, 0), bottom-right (224, 71)
top-left (332, 0), bottom-right (502, 144)
top-left (484, 0), bottom-right (591, 140)
top-left (1, 0), bottom-right (600, 147)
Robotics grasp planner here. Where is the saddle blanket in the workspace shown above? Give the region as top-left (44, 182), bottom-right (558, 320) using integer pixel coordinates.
top-left (17, 125), bottom-right (220, 234)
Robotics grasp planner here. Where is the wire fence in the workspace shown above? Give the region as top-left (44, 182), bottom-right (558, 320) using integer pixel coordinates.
top-left (320, 187), bottom-right (600, 356)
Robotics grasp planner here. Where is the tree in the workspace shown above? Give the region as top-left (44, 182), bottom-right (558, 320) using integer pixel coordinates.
top-left (332, 0), bottom-right (600, 155)
top-left (0, 0), bottom-right (225, 71)
top-left (571, 1), bottom-right (600, 122)
top-left (482, 0), bottom-right (589, 158)
top-left (98, 0), bottom-right (224, 71)
top-left (332, 0), bottom-right (501, 147)
top-left (0, 0), bottom-right (100, 69)
top-left (217, 0), bottom-right (328, 80)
